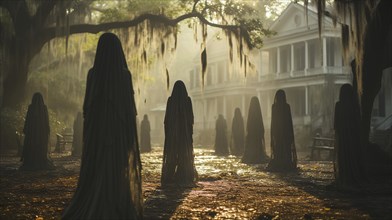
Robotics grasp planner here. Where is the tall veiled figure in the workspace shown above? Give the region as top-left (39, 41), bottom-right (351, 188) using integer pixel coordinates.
top-left (242, 97), bottom-right (269, 164)
top-left (161, 80), bottom-right (197, 185)
top-left (231, 108), bottom-right (245, 156)
top-left (140, 114), bottom-right (151, 153)
top-left (71, 112), bottom-right (83, 157)
top-left (62, 33), bottom-right (142, 219)
top-left (334, 84), bottom-right (364, 186)
top-left (20, 92), bottom-right (53, 170)
top-left (214, 114), bottom-right (229, 156)
top-left (267, 90), bottom-right (297, 172)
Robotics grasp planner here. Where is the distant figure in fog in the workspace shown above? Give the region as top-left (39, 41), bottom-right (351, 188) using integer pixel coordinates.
top-left (20, 92), bottom-right (54, 171)
top-left (140, 114), bottom-right (152, 152)
top-left (62, 33), bottom-right (142, 219)
top-left (214, 114), bottom-right (229, 156)
top-left (267, 90), bottom-right (297, 172)
top-left (242, 97), bottom-right (269, 164)
top-left (72, 112), bottom-right (83, 157)
top-left (334, 84), bottom-right (364, 186)
top-left (231, 108), bottom-right (245, 156)
top-left (161, 80), bottom-right (197, 186)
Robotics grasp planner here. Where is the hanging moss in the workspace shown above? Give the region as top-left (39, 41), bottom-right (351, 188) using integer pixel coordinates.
top-left (166, 68), bottom-right (170, 91)
top-left (201, 47), bottom-right (207, 87)
top-left (244, 55), bottom-right (247, 78)
top-left (161, 41), bottom-right (165, 57)
top-left (142, 49), bottom-right (147, 64)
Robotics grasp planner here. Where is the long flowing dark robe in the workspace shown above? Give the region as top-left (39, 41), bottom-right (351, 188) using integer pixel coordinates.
top-left (62, 33), bottom-right (142, 219)
top-left (20, 92), bottom-right (54, 170)
top-left (72, 112), bottom-right (83, 157)
top-left (267, 90), bottom-right (297, 172)
top-left (231, 108), bottom-right (245, 156)
top-left (214, 114), bottom-right (229, 156)
top-left (161, 80), bottom-right (197, 186)
top-left (334, 84), bottom-right (364, 186)
top-left (242, 97), bottom-right (269, 164)
top-left (140, 114), bottom-right (151, 153)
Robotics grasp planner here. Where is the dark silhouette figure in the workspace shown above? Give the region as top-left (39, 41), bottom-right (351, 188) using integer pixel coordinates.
top-left (20, 92), bottom-right (54, 170)
top-left (242, 97), bottom-right (269, 164)
top-left (231, 108), bottom-right (245, 156)
top-left (214, 114), bottom-right (229, 156)
top-left (71, 112), bottom-right (83, 157)
top-left (62, 33), bottom-right (142, 219)
top-left (267, 90), bottom-right (297, 172)
top-left (333, 84), bottom-right (364, 186)
top-left (161, 80), bottom-right (197, 186)
top-left (140, 114), bottom-right (152, 153)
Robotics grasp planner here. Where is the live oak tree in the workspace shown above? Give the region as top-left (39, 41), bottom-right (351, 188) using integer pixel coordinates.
top-left (0, 0), bottom-right (275, 108)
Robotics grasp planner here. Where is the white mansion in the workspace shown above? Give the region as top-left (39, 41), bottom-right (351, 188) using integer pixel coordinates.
top-left (188, 2), bottom-right (351, 139)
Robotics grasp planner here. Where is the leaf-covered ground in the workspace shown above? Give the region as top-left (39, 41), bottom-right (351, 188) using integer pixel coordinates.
top-left (1, 148), bottom-right (391, 219)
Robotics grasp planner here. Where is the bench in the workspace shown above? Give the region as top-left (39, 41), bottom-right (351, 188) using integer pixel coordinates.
top-left (15, 131), bottom-right (24, 157)
top-left (310, 137), bottom-right (335, 160)
top-left (55, 133), bottom-right (73, 153)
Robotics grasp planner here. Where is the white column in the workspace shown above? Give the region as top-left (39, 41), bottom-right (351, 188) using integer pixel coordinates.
top-left (323, 37), bottom-right (327, 71)
top-left (305, 41), bottom-right (309, 75)
top-left (215, 97), bottom-right (218, 117)
top-left (223, 96), bottom-right (227, 118)
top-left (242, 95), bottom-right (246, 114)
top-left (305, 86), bottom-right (309, 115)
top-left (259, 51), bottom-right (263, 81)
top-left (194, 68), bottom-right (198, 88)
top-left (277, 47), bottom-right (281, 76)
top-left (267, 91), bottom-right (272, 117)
top-left (224, 61), bottom-right (228, 82)
top-left (291, 44), bottom-right (294, 76)
top-left (203, 99), bottom-right (207, 129)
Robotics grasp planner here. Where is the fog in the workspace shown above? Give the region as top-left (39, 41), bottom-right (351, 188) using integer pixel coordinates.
top-left (18, 2), bottom-right (391, 155)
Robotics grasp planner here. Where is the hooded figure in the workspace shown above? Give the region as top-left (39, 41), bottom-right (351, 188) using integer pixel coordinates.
top-left (161, 80), bottom-right (197, 185)
top-left (62, 33), bottom-right (142, 219)
top-left (72, 112), bottom-right (83, 157)
top-left (214, 114), bottom-right (229, 156)
top-left (242, 97), bottom-right (269, 164)
top-left (334, 84), bottom-right (364, 185)
top-left (231, 108), bottom-right (245, 156)
top-left (20, 92), bottom-right (53, 170)
top-left (267, 90), bottom-right (297, 172)
top-left (140, 114), bottom-right (151, 152)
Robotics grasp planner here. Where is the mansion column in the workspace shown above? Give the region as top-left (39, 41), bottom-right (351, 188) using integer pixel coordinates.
top-left (323, 37), bottom-right (327, 71)
top-left (223, 96), bottom-right (227, 118)
top-left (277, 47), bottom-right (281, 76)
top-left (290, 44), bottom-right (294, 77)
top-left (242, 95), bottom-right (246, 114)
top-left (305, 86), bottom-right (309, 115)
top-left (305, 41), bottom-right (309, 75)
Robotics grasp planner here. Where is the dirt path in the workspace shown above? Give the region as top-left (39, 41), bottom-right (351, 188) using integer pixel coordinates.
top-left (1, 148), bottom-right (391, 219)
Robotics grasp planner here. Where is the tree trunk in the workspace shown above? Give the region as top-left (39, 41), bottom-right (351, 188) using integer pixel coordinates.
top-left (360, 0), bottom-right (392, 146)
top-left (2, 31), bottom-right (41, 109)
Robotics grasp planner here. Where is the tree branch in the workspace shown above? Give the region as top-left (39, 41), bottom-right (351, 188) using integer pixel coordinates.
top-left (34, 0), bottom-right (62, 27)
top-left (41, 11), bottom-right (251, 46)
top-left (1, 0), bottom-right (30, 32)
top-left (192, 0), bottom-right (200, 12)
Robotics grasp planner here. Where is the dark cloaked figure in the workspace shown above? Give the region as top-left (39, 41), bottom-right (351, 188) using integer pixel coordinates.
top-left (214, 114), bottom-right (229, 156)
top-left (161, 80), bottom-right (197, 185)
top-left (71, 112), bottom-right (83, 156)
top-left (334, 84), bottom-right (364, 186)
top-left (267, 90), bottom-right (297, 172)
top-left (62, 33), bottom-right (142, 219)
top-left (20, 92), bottom-right (54, 170)
top-left (242, 97), bottom-right (269, 164)
top-left (140, 114), bottom-right (151, 152)
top-left (231, 108), bottom-right (245, 156)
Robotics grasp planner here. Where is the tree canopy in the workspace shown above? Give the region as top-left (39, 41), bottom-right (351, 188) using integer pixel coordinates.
top-left (0, 0), bottom-right (284, 108)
